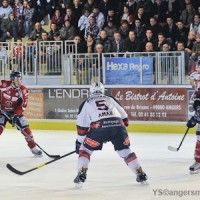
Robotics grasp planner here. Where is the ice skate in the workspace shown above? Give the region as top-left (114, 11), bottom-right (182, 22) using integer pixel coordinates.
top-left (136, 167), bottom-right (148, 184)
top-left (74, 168), bottom-right (87, 189)
top-left (189, 162), bottom-right (200, 174)
top-left (31, 147), bottom-right (43, 157)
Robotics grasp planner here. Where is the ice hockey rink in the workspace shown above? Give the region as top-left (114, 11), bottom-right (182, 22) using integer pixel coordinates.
top-left (0, 129), bottom-right (200, 200)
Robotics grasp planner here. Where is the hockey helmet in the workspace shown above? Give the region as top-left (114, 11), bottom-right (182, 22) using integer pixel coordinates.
top-left (10, 71), bottom-right (22, 81)
top-left (193, 99), bottom-right (200, 111)
top-left (90, 82), bottom-right (104, 96)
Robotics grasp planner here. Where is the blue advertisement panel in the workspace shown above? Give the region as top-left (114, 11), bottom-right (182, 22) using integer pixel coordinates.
top-left (105, 57), bottom-right (153, 84)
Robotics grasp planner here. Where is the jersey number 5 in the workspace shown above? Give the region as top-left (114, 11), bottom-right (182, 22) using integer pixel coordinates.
top-left (95, 100), bottom-right (109, 110)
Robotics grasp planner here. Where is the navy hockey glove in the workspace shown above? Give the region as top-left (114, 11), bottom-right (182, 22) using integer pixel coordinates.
top-left (11, 114), bottom-right (19, 127)
top-left (187, 117), bottom-right (197, 128)
top-left (14, 97), bottom-right (23, 110)
top-left (75, 140), bottom-right (81, 154)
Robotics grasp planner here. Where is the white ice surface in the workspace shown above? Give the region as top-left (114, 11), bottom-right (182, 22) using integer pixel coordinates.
top-left (0, 129), bottom-right (200, 200)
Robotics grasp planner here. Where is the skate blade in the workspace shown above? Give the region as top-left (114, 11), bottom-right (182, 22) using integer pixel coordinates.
top-left (75, 182), bottom-right (83, 189)
top-left (190, 169), bottom-right (200, 174)
top-left (33, 154), bottom-right (43, 158)
top-left (140, 180), bottom-right (149, 185)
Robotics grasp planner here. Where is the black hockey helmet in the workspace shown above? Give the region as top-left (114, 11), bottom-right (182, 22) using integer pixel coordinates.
top-left (10, 71), bottom-right (21, 81)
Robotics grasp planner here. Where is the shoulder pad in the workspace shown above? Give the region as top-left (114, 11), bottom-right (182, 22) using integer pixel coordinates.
top-left (1, 80), bottom-right (11, 87)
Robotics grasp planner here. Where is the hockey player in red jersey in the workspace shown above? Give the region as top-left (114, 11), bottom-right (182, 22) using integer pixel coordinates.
top-left (187, 61), bottom-right (200, 173)
top-left (0, 71), bottom-right (42, 156)
top-left (74, 82), bottom-right (147, 187)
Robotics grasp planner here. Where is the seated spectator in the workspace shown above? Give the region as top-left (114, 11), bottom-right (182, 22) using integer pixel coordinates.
top-left (106, 9), bottom-right (119, 27)
top-left (1, 12), bottom-right (18, 42)
top-left (86, 33), bottom-right (96, 53)
top-left (125, 0), bottom-right (137, 15)
top-left (29, 22), bottom-right (46, 41)
top-left (191, 34), bottom-right (200, 62)
top-left (123, 30), bottom-right (142, 52)
top-left (59, 0), bottom-right (73, 15)
top-left (118, 20), bottom-right (129, 40)
top-left (103, 20), bottom-right (117, 41)
top-left (96, 29), bottom-right (112, 53)
top-left (84, 16), bottom-right (100, 41)
top-left (142, 29), bottom-right (157, 51)
top-left (155, 32), bottom-right (170, 51)
top-left (98, 0), bottom-right (113, 19)
top-left (0, 0), bottom-right (13, 21)
top-left (48, 23), bottom-right (58, 40)
top-left (111, 31), bottom-right (124, 54)
top-left (60, 20), bottom-right (76, 40)
top-left (51, 9), bottom-right (64, 30)
top-left (189, 14), bottom-right (200, 35)
top-left (64, 7), bottom-right (75, 26)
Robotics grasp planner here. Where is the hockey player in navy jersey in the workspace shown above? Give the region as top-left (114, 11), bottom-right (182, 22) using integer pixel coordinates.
top-left (74, 82), bottom-right (147, 187)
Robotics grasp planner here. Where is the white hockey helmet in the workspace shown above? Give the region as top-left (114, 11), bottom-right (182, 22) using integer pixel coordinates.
top-left (90, 82), bottom-right (104, 96)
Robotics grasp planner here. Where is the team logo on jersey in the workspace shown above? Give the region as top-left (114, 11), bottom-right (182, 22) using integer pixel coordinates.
top-left (123, 137), bottom-right (130, 146)
top-left (3, 93), bottom-right (10, 100)
top-left (5, 101), bottom-right (13, 107)
top-left (84, 138), bottom-right (100, 147)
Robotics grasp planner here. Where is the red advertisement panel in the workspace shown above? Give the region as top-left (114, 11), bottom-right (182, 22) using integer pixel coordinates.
top-left (111, 88), bottom-right (187, 121)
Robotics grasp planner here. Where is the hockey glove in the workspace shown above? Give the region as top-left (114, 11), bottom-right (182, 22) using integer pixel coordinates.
top-left (11, 114), bottom-right (19, 127)
top-left (14, 97), bottom-right (23, 110)
top-left (187, 117), bottom-right (197, 128)
top-left (75, 139), bottom-right (81, 154)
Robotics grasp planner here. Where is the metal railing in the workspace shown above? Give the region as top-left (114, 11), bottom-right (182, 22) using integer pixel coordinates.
top-left (0, 40), bottom-right (187, 85)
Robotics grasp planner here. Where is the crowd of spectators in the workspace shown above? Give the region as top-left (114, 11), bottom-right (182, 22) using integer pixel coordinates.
top-left (0, 0), bottom-right (200, 73)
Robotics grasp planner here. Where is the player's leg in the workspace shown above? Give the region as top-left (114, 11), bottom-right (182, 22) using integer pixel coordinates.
top-left (190, 125), bottom-right (200, 173)
top-left (17, 115), bottom-right (42, 156)
top-left (0, 114), bottom-right (8, 135)
top-left (113, 127), bottom-right (147, 182)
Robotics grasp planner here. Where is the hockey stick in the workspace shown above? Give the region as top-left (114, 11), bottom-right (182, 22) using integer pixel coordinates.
top-left (1, 111), bottom-right (60, 159)
top-left (168, 127), bottom-right (190, 152)
top-left (6, 150), bottom-right (76, 175)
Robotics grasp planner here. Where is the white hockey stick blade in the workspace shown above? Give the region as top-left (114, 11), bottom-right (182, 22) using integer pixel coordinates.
top-left (168, 146), bottom-right (178, 151)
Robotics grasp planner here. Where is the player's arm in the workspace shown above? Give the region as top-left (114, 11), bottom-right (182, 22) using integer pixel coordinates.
top-left (110, 96), bottom-right (129, 127)
top-left (75, 101), bottom-right (90, 153)
top-left (14, 86), bottom-right (29, 115)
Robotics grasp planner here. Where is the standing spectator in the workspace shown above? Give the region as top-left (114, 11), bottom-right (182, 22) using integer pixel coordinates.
top-left (1, 12), bottom-right (18, 42)
top-left (31, 0), bottom-right (46, 23)
top-left (89, 6), bottom-right (105, 30)
top-left (51, 9), bottom-right (64, 30)
top-left (185, 30), bottom-right (196, 56)
top-left (13, 0), bottom-right (23, 37)
top-left (136, 0), bottom-right (153, 19)
top-left (120, 5), bottom-right (134, 28)
top-left (96, 29), bottom-right (112, 53)
top-left (47, 23), bottom-right (58, 40)
top-left (191, 34), bottom-right (200, 62)
top-left (84, 16), bottom-right (100, 41)
top-left (132, 18), bottom-right (145, 40)
top-left (29, 22), bottom-right (45, 41)
top-left (72, 0), bottom-right (83, 31)
top-left (60, 19), bottom-right (76, 40)
top-left (151, 0), bottom-right (168, 24)
top-left (125, 0), bottom-right (137, 15)
top-left (180, 3), bottom-right (195, 28)
top-left (123, 30), bottom-right (142, 52)
top-left (78, 8), bottom-right (90, 39)
top-left (175, 20), bottom-right (189, 47)
top-left (22, 0), bottom-right (35, 37)
top-left (134, 6), bottom-right (149, 28)
top-left (59, 0), bottom-right (73, 15)
top-left (83, 0), bottom-right (97, 13)
top-left (0, 0), bottom-right (13, 21)
top-left (162, 16), bottom-right (177, 47)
